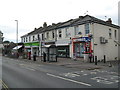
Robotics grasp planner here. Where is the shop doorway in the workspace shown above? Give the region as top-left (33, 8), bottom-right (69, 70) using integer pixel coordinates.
top-left (74, 43), bottom-right (85, 58)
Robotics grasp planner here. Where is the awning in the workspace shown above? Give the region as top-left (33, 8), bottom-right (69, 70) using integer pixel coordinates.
top-left (55, 40), bottom-right (70, 46)
top-left (42, 45), bottom-right (56, 48)
top-left (56, 44), bottom-right (69, 46)
top-left (13, 45), bottom-right (23, 50)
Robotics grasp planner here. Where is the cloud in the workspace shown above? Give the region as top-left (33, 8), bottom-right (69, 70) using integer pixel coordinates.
top-left (0, 0), bottom-right (119, 42)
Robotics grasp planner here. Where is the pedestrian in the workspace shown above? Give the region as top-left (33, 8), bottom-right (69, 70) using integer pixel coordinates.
top-left (28, 51), bottom-right (31, 60)
top-left (43, 52), bottom-right (46, 62)
top-left (89, 53), bottom-right (93, 63)
top-left (33, 52), bottom-right (36, 61)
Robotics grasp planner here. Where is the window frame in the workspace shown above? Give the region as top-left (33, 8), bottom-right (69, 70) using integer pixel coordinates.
top-left (33, 36), bottom-right (35, 41)
top-left (85, 23), bottom-right (89, 35)
top-left (58, 29), bottom-right (62, 38)
top-left (109, 29), bottom-right (112, 39)
top-left (29, 36), bottom-right (31, 42)
top-left (74, 26), bottom-right (79, 35)
top-left (52, 31), bottom-right (55, 39)
top-left (114, 30), bottom-right (117, 39)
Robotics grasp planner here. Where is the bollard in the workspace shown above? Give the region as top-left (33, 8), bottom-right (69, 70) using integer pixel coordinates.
top-left (93, 55), bottom-right (94, 63)
top-left (43, 52), bottom-right (46, 62)
top-left (95, 56), bottom-right (97, 65)
top-left (33, 52), bottom-right (36, 61)
top-left (104, 55), bottom-right (106, 63)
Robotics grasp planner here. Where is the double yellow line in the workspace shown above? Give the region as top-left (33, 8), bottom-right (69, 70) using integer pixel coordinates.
top-left (0, 79), bottom-right (9, 90)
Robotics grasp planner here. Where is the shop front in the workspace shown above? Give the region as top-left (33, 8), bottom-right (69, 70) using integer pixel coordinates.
top-left (56, 40), bottom-right (71, 58)
top-left (72, 37), bottom-right (92, 58)
top-left (24, 42), bottom-right (40, 56)
top-left (57, 46), bottom-right (69, 58)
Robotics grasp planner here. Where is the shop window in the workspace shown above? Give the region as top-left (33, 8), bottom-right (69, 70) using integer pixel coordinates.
top-left (85, 23), bottom-right (89, 34)
top-left (58, 29), bottom-right (62, 38)
top-left (109, 29), bottom-right (112, 39)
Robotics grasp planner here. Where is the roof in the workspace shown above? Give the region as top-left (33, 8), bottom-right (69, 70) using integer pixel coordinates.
top-left (21, 15), bottom-right (120, 38)
top-left (73, 15), bottom-right (120, 29)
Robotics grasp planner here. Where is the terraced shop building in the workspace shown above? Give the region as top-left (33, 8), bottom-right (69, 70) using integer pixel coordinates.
top-left (21, 15), bottom-right (120, 61)
top-left (0, 30), bottom-right (4, 53)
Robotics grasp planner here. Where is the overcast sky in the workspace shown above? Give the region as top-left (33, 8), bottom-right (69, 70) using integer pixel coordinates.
top-left (0, 0), bottom-right (119, 42)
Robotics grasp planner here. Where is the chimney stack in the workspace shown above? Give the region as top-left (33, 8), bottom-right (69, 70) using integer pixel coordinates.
top-left (52, 23), bottom-right (56, 25)
top-left (106, 18), bottom-right (112, 24)
top-left (43, 22), bottom-right (47, 27)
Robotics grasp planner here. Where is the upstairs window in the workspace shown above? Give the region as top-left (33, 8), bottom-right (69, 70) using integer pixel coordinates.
top-left (46, 32), bottom-right (49, 39)
top-left (85, 23), bottom-right (89, 34)
top-left (37, 34), bottom-right (40, 41)
top-left (65, 27), bottom-right (69, 37)
top-left (21, 38), bottom-right (23, 42)
top-left (42, 33), bottom-right (44, 40)
top-left (24, 38), bottom-right (25, 42)
top-left (74, 26), bottom-right (79, 35)
top-left (114, 30), bottom-right (117, 39)
top-left (109, 29), bottom-right (112, 39)
top-left (58, 29), bottom-right (62, 38)
top-left (29, 36), bottom-right (31, 42)
top-left (33, 36), bottom-right (35, 41)
top-left (52, 31), bottom-right (55, 39)
top-left (26, 37), bottom-right (27, 42)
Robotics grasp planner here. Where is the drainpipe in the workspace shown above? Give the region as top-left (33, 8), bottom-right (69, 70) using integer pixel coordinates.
top-left (92, 22), bottom-right (95, 62)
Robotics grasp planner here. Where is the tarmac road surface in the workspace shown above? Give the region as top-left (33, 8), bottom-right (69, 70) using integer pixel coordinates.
top-left (1, 56), bottom-right (119, 89)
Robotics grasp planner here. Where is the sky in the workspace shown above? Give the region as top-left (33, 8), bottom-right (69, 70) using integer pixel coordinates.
top-left (0, 0), bottom-right (119, 43)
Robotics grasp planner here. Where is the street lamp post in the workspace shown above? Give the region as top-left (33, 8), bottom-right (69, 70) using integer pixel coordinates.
top-left (15, 20), bottom-right (18, 54)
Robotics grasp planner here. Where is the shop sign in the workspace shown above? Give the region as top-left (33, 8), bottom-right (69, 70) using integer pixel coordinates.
top-left (24, 42), bottom-right (39, 46)
top-left (73, 37), bottom-right (91, 42)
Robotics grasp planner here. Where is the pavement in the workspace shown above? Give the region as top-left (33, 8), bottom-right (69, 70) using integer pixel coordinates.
top-left (4, 55), bottom-right (119, 71)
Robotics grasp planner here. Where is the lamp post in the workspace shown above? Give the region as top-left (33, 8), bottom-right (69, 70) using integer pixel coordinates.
top-left (15, 20), bottom-right (18, 53)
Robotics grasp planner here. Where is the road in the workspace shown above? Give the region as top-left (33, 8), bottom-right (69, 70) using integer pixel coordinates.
top-left (1, 56), bottom-right (119, 89)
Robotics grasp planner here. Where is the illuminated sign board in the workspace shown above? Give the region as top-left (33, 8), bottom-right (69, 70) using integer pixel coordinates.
top-left (73, 37), bottom-right (91, 42)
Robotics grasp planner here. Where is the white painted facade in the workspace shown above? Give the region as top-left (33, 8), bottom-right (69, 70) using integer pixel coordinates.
top-left (91, 23), bottom-right (119, 61)
top-left (21, 15), bottom-right (119, 61)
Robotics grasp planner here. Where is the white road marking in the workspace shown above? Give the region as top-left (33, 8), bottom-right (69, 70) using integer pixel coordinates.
top-left (90, 72), bottom-right (97, 74)
top-left (91, 76), bottom-right (119, 84)
top-left (61, 73), bottom-right (80, 77)
top-left (24, 67), bottom-right (36, 71)
top-left (47, 73), bottom-right (92, 87)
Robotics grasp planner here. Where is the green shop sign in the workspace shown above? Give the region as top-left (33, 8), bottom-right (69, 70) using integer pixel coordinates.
top-left (24, 42), bottom-right (40, 46)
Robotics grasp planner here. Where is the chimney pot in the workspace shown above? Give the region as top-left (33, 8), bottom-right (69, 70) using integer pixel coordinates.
top-left (43, 22), bottom-right (47, 27)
